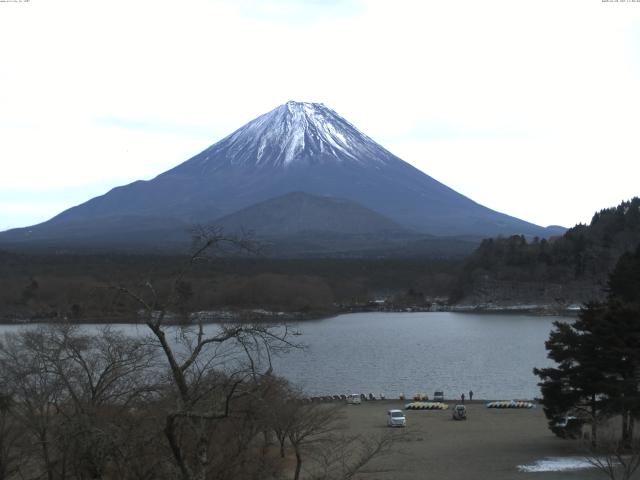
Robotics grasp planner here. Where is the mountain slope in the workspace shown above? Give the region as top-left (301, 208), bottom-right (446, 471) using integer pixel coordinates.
top-left (215, 192), bottom-right (407, 236)
top-left (0, 101), bottom-right (562, 250)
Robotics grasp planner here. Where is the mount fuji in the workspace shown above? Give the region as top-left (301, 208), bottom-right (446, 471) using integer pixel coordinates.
top-left (0, 101), bottom-right (563, 253)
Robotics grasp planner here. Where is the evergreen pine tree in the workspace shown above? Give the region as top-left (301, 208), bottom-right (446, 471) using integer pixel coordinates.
top-left (534, 244), bottom-right (640, 444)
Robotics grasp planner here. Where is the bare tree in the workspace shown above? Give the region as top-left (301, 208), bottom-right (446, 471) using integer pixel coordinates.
top-left (0, 228), bottom-right (396, 480)
top-left (285, 402), bottom-right (344, 480)
top-left (114, 227), bottom-right (298, 480)
top-left (0, 325), bottom-right (161, 480)
top-left (256, 375), bottom-right (300, 459)
top-left (274, 398), bottom-right (398, 480)
top-left (584, 422), bottom-right (640, 480)
top-left (0, 393), bottom-right (25, 480)
top-left (308, 432), bottom-right (397, 480)
top-left (0, 328), bottom-right (67, 480)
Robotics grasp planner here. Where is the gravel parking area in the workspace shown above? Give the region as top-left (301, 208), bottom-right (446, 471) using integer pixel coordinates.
top-left (340, 400), bottom-right (604, 480)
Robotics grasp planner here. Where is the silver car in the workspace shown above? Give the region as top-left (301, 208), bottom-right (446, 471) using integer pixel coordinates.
top-left (388, 409), bottom-right (406, 427)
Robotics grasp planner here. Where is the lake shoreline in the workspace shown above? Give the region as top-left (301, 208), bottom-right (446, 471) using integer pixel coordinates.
top-left (0, 303), bottom-right (579, 325)
top-left (1, 311), bottom-right (560, 399)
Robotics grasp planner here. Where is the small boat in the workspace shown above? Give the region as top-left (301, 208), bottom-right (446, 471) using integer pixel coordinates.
top-left (486, 400), bottom-right (534, 409)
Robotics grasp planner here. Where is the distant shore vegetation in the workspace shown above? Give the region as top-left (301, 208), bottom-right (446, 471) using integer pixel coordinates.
top-left (0, 198), bottom-right (639, 323)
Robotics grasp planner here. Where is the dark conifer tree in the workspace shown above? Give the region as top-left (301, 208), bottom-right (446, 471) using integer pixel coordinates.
top-left (534, 303), bottom-right (609, 443)
top-left (535, 244), bottom-right (640, 444)
top-left (601, 245), bottom-right (640, 445)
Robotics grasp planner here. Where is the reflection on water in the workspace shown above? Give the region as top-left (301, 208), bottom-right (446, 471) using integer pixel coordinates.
top-left (0, 312), bottom-right (565, 400)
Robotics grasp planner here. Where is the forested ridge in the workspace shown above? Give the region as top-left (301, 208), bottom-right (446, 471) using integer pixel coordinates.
top-left (1, 198), bottom-right (639, 321)
top-left (452, 197), bottom-right (640, 306)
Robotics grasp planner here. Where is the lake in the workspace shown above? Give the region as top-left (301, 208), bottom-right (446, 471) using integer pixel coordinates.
top-left (0, 312), bottom-right (565, 400)
top-left (271, 312), bottom-right (564, 400)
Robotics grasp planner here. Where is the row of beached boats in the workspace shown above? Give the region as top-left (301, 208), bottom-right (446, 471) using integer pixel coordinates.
top-left (405, 400), bottom-right (535, 410)
top-left (405, 402), bottom-right (449, 410)
top-left (485, 400), bottom-right (535, 409)
top-left (306, 395), bottom-right (535, 409)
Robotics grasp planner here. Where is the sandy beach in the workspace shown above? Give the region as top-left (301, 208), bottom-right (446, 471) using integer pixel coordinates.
top-left (340, 400), bottom-right (604, 480)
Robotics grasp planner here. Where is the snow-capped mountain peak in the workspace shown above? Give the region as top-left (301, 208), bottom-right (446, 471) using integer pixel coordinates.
top-left (0, 100), bottom-right (560, 249)
top-left (189, 101), bottom-right (396, 170)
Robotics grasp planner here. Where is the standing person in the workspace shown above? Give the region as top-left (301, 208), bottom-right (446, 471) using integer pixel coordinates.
top-left (461, 393), bottom-right (465, 404)
top-left (469, 390), bottom-right (473, 402)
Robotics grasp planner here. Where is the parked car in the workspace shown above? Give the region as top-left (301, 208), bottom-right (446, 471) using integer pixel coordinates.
top-left (346, 394), bottom-right (361, 405)
top-left (551, 416), bottom-right (585, 439)
top-left (433, 391), bottom-right (445, 402)
top-left (452, 404), bottom-right (467, 420)
top-left (387, 409), bottom-right (406, 427)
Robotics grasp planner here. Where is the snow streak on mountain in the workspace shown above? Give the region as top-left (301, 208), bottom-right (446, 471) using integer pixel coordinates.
top-left (0, 101), bottom-right (564, 251)
top-left (182, 101), bottom-right (395, 172)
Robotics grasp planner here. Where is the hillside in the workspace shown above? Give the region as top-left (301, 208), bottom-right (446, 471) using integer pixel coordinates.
top-left (215, 192), bottom-right (406, 236)
top-left (452, 197), bottom-right (640, 307)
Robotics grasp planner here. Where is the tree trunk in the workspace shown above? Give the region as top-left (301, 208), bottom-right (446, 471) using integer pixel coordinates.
top-left (148, 324), bottom-right (190, 404)
top-left (40, 430), bottom-right (55, 480)
top-left (622, 409), bottom-right (630, 447)
top-left (280, 437), bottom-right (286, 458)
top-left (591, 397), bottom-right (598, 447)
top-left (261, 430), bottom-right (271, 456)
top-left (293, 446), bottom-right (302, 480)
top-left (164, 415), bottom-right (191, 480)
top-left (195, 430), bottom-right (209, 480)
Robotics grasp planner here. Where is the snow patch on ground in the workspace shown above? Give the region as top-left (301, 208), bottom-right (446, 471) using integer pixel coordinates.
top-left (517, 457), bottom-right (595, 472)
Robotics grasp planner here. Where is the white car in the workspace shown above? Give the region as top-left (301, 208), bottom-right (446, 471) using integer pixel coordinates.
top-left (347, 394), bottom-right (361, 405)
top-left (387, 409), bottom-right (406, 427)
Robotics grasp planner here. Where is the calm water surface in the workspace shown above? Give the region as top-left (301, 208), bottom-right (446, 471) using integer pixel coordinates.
top-left (0, 312), bottom-right (565, 400)
top-left (271, 312), bottom-right (564, 400)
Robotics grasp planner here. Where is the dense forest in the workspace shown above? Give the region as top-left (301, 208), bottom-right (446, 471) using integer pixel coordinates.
top-left (0, 252), bottom-right (459, 322)
top-left (453, 197), bottom-right (640, 307)
top-left (2, 198), bottom-right (640, 322)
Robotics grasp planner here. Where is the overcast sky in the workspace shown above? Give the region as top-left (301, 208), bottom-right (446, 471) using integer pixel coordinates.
top-left (1, 0), bottom-right (639, 232)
